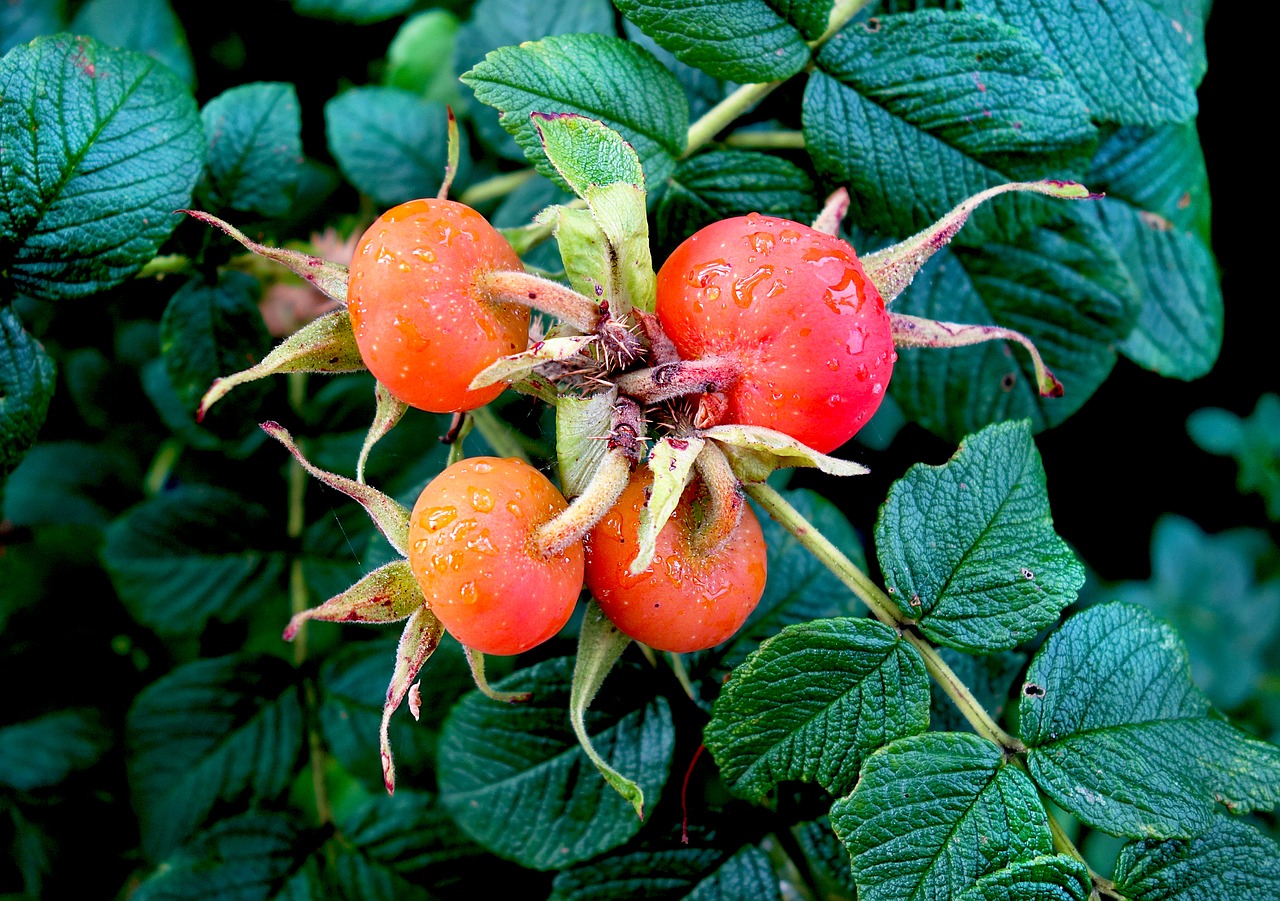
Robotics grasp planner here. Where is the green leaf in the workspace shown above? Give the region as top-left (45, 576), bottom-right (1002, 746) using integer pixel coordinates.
top-left (655, 150), bottom-right (818, 251)
top-left (131, 812), bottom-right (316, 900)
top-left (438, 656), bottom-right (675, 870)
top-left (126, 654), bottom-right (306, 860)
top-left (69, 0), bottom-right (194, 86)
top-left (324, 88), bottom-right (451, 207)
top-left (290, 0), bottom-right (414, 24)
top-left (875, 420), bottom-right (1084, 652)
top-left (462, 33), bottom-right (689, 191)
top-left (1087, 124), bottom-right (1211, 242)
top-left (706, 617), bottom-right (930, 800)
top-left (1113, 815), bottom-right (1280, 901)
top-left (200, 82), bottom-right (303, 217)
top-left (1188, 394), bottom-right (1280, 521)
top-left (719, 488), bottom-right (866, 668)
top-left (0, 35), bottom-right (203, 300)
top-left (552, 843), bottom-right (782, 901)
top-left (888, 210), bottom-right (1137, 442)
top-left (1020, 602), bottom-right (1280, 839)
top-left (385, 10), bottom-right (461, 102)
top-left (831, 732), bottom-right (1059, 901)
top-left (0, 709), bottom-right (111, 791)
top-left (557, 388), bottom-right (617, 498)
top-left (955, 855), bottom-right (1091, 901)
top-left (803, 10), bottom-right (1096, 246)
top-left (613, 0), bottom-right (810, 83)
top-left (0, 308), bottom-right (56, 479)
top-left (1, 0), bottom-right (63, 55)
top-left (930, 647), bottom-right (1025, 735)
top-left (2, 440), bottom-right (140, 528)
top-left (1110, 516), bottom-right (1280, 711)
top-left (792, 818), bottom-right (858, 897)
top-left (336, 788), bottom-right (494, 881)
top-left (102, 485), bottom-right (287, 636)
top-left (454, 0), bottom-right (617, 162)
top-left (535, 112), bottom-right (645, 193)
top-left (965, 0), bottom-right (1199, 125)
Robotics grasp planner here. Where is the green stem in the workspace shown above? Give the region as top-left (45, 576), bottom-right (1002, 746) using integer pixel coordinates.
top-left (685, 82), bottom-right (784, 158)
top-left (470, 405), bottom-right (531, 464)
top-left (143, 438), bottom-right (183, 496)
top-left (458, 168), bottom-right (537, 207)
top-left (813, 0), bottom-right (873, 48)
top-left (135, 254), bottom-right (190, 279)
top-left (1044, 810), bottom-right (1124, 900)
top-left (904, 631), bottom-right (1024, 751)
top-left (724, 131), bottom-right (806, 151)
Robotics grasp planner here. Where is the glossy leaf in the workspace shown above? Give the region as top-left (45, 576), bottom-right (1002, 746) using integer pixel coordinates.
top-left (325, 88), bottom-right (451, 207)
top-left (200, 82), bottom-right (303, 216)
top-left (1113, 814), bottom-right (1280, 901)
top-left (0, 308), bottom-right (56, 479)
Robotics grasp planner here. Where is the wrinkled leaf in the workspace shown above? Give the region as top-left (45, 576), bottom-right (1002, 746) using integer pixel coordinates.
top-left (200, 82), bottom-right (303, 216)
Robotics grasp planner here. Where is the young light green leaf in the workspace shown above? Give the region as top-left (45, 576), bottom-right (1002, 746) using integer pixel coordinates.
top-left (965, 0), bottom-right (1199, 125)
top-left (200, 82), bottom-right (303, 217)
top-left (0, 35), bottom-right (203, 300)
top-left (875, 420), bottom-right (1083, 652)
top-left (655, 150), bottom-right (819, 250)
top-left (438, 656), bottom-right (675, 870)
top-left (131, 812), bottom-right (316, 901)
top-left (385, 10), bottom-right (461, 102)
top-left (0, 308), bottom-right (56, 479)
top-left (534, 112), bottom-right (644, 195)
top-left (707, 618), bottom-right (930, 800)
top-left (1112, 815), bottom-right (1280, 901)
top-left (283, 559), bottom-right (422, 640)
top-left (613, 0), bottom-right (810, 83)
top-left (888, 211), bottom-right (1137, 443)
top-left (1188, 394), bottom-right (1280, 521)
top-left (954, 855), bottom-right (1091, 901)
top-left (570, 601), bottom-right (643, 817)
top-left (1020, 602), bottom-right (1280, 839)
top-left (70, 0), bottom-right (194, 87)
top-left (803, 10), bottom-right (1096, 247)
top-left (632, 435), bottom-right (704, 575)
top-left (830, 732), bottom-right (1059, 901)
top-left (0, 710), bottom-right (111, 792)
top-left (102, 485), bottom-right (287, 636)
top-left (707, 424), bottom-right (870, 480)
top-left (325, 88), bottom-right (452, 206)
top-left (126, 655), bottom-right (305, 860)
top-left (462, 33), bottom-right (689, 190)
top-left (291, 0), bottom-right (414, 24)
top-left (553, 843), bottom-right (782, 901)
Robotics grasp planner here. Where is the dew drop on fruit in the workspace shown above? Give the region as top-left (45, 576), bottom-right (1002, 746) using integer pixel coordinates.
top-left (663, 556), bottom-right (686, 588)
top-left (459, 581), bottom-right (478, 605)
top-left (472, 462), bottom-right (493, 473)
top-left (412, 247), bottom-right (436, 263)
top-left (689, 259), bottom-right (732, 287)
top-left (799, 327), bottom-right (811, 337)
top-left (424, 506), bottom-right (457, 531)
top-left (467, 530), bottom-right (498, 556)
top-left (506, 501), bottom-right (522, 518)
top-left (855, 364), bottom-right (870, 381)
top-left (732, 266), bottom-right (773, 309)
top-left (749, 232), bottom-right (775, 253)
top-left (826, 358), bottom-right (840, 371)
top-left (468, 487), bottom-right (494, 512)
top-left (413, 538), bottom-right (429, 554)
top-left (827, 394), bottom-right (841, 406)
top-left (846, 329), bottom-right (865, 355)
top-left (779, 228), bottom-right (801, 244)
top-left (872, 382), bottom-right (884, 395)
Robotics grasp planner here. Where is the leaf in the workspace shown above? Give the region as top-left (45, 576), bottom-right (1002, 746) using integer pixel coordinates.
top-left (707, 424), bottom-right (870, 480)
top-left (965, 0), bottom-right (1199, 125)
top-left (103, 485), bottom-right (287, 636)
top-left (830, 732), bottom-right (1059, 901)
top-left (557, 388), bottom-right (617, 498)
top-left (1112, 815), bottom-right (1280, 901)
top-left (930, 647), bottom-right (1025, 735)
top-left (1086, 123), bottom-right (1211, 242)
top-left (470, 335), bottom-right (595, 391)
top-left (0, 709), bottom-right (111, 791)
top-left (324, 88), bottom-right (451, 207)
top-left (631, 435), bottom-right (704, 575)
top-left (200, 82), bottom-right (304, 217)
top-left (438, 656), bottom-right (675, 870)
top-left (462, 33), bottom-right (689, 191)
top-left (0, 308), bottom-right (56, 479)
top-left (613, 0), bottom-right (810, 83)
top-left (887, 210), bottom-right (1136, 442)
top-left (1187, 394), bottom-right (1280, 521)
top-left (552, 843), bottom-right (781, 901)
top-left (1109, 516), bottom-right (1280, 710)
top-left (336, 788), bottom-right (495, 880)
top-left (875, 420), bottom-right (1084, 652)
top-left (1, 0), bottom-right (63, 55)
top-left (706, 617), bottom-right (930, 800)
top-left (69, 0), bottom-right (194, 86)
top-left (283, 559), bottom-right (423, 640)
top-left (290, 0), bottom-right (414, 24)
top-left (2, 441), bottom-right (140, 528)
top-left (803, 10), bottom-right (1096, 247)
top-left (792, 818), bottom-right (858, 897)
top-left (385, 10), bottom-right (461, 103)
top-left (0, 34), bottom-right (203, 300)
top-left (126, 654), bottom-right (305, 860)
top-left (655, 150), bottom-right (819, 252)
top-left (131, 812), bottom-right (317, 901)
top-left (1019, 602), bottom-right (1280, 839)
top-left (535, 112), bottom-right (645, 193)
top-left (954, 855), bottom-right (1091, 901)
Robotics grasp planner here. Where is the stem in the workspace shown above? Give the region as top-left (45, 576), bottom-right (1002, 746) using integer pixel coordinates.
top-left (813, 0), bottom-right (873, 47)
top-left (135, 254), bottom-right (190, 279)
top-left (613, 356), bottom-right (740, 405)
top-left (903, 631), bottom-right (1024, 751)
top-left (143, 438), bottom-right (183, 496)
top-left (724, 131), bottom-right (806, 151)
top-left (470, 405), bottom-right (531, 464)
top-left (685, 82), bottom-right (784, 158)
top-left (1044, 808), bottom-right (1125, 900)
top-left (458, 168), bottom-right (537, 208)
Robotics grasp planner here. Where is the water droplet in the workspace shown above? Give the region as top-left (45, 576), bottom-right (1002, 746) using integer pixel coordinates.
top-left (472, 461), bottom-right (493, 473)
top-left (749, 232), bottom-right (775, 253)
top-left (846, 329), bottom-right (865, 355)
top-left (424, 506), bottom-right (457, 531)
top-left (826, 358), bottom-right (840, 372)
top-left (872, 382), bottom-right (883, 395)
top-left (732, 265), bottom-right (774, 309)
top-left (827, 394), bottom-right (841, 406)
top-left (506, 501), bottom-right (522, 518)
top-left (412, 246), bottom-right (435, 263)
top-left (704, 285), bottom-right (721, 301)
top-left (468, 487), bottom-right (494, 512)
top-left (798, 327), bottom-right (811, 338)
top-left (664, 556), bottom-right (686, 588)
top-left (687, 259), bottom-right (731, 287)
top-left (779, 229), bottom-right (801, 244)
top-left (413, 538), bottom-right (429, 554)
top-left (855, 364), bottom-right (870, 382)
top-left (459, 581), bottom-right (478, 605)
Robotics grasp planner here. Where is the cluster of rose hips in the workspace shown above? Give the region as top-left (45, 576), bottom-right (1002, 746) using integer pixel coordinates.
top-left (345, 194), bottom-right (896, 658)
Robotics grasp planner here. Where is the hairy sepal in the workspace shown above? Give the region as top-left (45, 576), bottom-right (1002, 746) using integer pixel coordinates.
top-left (706, 424), bottom-right (870, 482)
top-left (469, 335), bottom-right (596, 391)
top-left (381, 607), bottom-right (447, 793)
top-left (282, 559), bottom-right (422, 640)
top-left (890, 312), bottom-right (1064, 398)
top-left (464, 648), bottom-right (533, 703)
top-left (631, 435), bottom-right (705, 576)
top-left (356, 382), bottom-right (409, 485)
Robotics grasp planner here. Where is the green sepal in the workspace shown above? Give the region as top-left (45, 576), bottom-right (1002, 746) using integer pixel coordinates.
top-left (631, 435), bottom-right (705, 576)
top-left (707, 424), bottom-right (870, 483)
top-left (281, 558), bottom-right (422, 641)
top-left (381, 606), bottom-right (447, 794)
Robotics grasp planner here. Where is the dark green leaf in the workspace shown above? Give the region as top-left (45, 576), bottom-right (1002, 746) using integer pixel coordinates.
top-left (102, 485), bottom-right (287, 636)
top-left (552, 843), bottom-right (780, 901)
top-left (131, 812), bottom-right (317, 900)
top-left (140, 357), bottom-right (268, 455)
top-left (200, 82), bottom-right (303, 217)
top-left (1187, 394), bottom-right (1280, 521)
top-left (337, 789), bottom-right (494, 880)
top-left (831, 732), bottom-right (1058, 901)
top-left (621, 20), bottom-right (727, 121)
top-left (0, 35), bottom-right (203, 300)
top-left (0, 308), bottom-right (56, 479)
top-left (1, 0), bottom-right (63, 54)
top-left (1020, 602), bottom-right (1280, 839)
top-left (159, 271), bottom-right (271, 422)
top-left (1087, 124), bottom-right (1211, 242)
top-left (2, 441), bottom-right (140, 528)
top-left (69, 0), bottom-right (194, 86)
top-left (1113, 815), bottom-right (1280, 901)
top-left (876, 420), bottom-right (1084, 652)
top-left (324, 88), bottom-right (452, 207)
top-left (0, 709), bottom-right (111, 791)
top-left (792, 818), bottom-right (858, 897)
top-left (462, 33), bottom-right (689, 191)
top-left (290, 0), bottom-right (414, 24)
top-left (888, 210), bottom-right (1137, 442)
top-left (931, 647), bottom-right (1024, 734)
top-left (1110, 516), bottom-right (1280, 711)
top-left (613, 0), bottom-right (809, 83)
top-left (955, 855), bottom-right (1091, 901)
top-left (126, 655), bottom-right (305, 860)
top-left (453, 0), bottom-right (617, 161)
top-left (718, 488), bottom-right (865, 669)
top-left (803, 10), bottom-right (1096, 246)
top-left (707, 617), bottom-right (929, 800)
top-left (965, 0), bottom-right (1199, 125)
top-left (438, 656), bottom-right (675, 870)
top-left (655, 150), bottom-right (818, 251)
